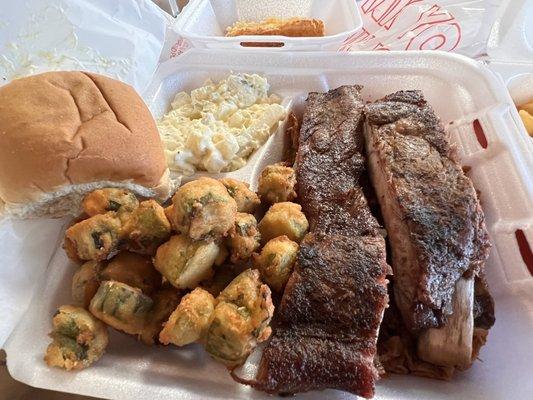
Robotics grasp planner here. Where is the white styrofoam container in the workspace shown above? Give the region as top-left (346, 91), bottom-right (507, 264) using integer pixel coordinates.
top-left (487, 0), bottom-right (533, 112)
top-left (174, 0), bottom-right (363, 51)
top-left (4, 50), bottom-right (533, 400)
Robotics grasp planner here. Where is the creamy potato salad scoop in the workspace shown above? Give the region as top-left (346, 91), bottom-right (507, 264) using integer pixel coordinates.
top-left (157, 74), bottom-right (286, 174)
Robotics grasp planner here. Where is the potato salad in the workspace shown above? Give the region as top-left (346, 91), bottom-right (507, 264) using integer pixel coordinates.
top-left (157, 74), bottom-right (286, 174)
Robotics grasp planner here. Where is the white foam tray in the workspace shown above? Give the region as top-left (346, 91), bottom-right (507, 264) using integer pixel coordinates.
top-left (174, 0), bottom-right (363, 51)
top-left (487, 0), bottom-right (533, 108)
top-left (5, 50), bottom-right (533, 400)
top-left (487, 0), bottom-right (533, 67)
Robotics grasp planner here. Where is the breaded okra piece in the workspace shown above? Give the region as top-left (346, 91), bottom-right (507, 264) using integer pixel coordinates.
top-left (154, 235), bottom-right (222, 290)
top-left (44, 305), bottom-right (108, 371)
top-left (64, 213), bottom-right (122, 262)
top-left (82, 188), bottom-right (138, 218)
top-left (159, 287), bottom-right (216, 346)
top-left (72, 261), bottom-right (104, 308)
top-left (257, 163), bottom-right (297, 204)
top-left (205, 269), bottom-right (274, 366)
top-left (258, 202), bottom-right (308, 244)
top-left (121, 200), bottom-right (172, 255)
top-left (253, 235), bottom-right (298, 292)
top-left (89, 281), bottom-right (153, 336)
top-left (171, 177), bottom-right (237, 240)
top-left (219, 178), bottom-right (260, 214)
top-left (227, 212), bottom-right (261, 263)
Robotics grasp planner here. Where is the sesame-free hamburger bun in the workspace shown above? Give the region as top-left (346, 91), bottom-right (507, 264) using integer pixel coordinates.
top-left (0, 71), bottom-right (173, 218)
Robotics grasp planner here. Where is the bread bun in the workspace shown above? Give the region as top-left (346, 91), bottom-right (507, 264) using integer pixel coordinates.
top-left (0, 71), bottom-right (174, 218)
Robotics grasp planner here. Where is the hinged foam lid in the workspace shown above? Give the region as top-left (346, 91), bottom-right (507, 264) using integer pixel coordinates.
top-left (486, 0), bottom-right (533, 81)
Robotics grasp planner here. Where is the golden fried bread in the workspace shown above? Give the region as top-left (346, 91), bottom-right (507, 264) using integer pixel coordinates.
top-left (226, 18), bottom-right (325, 38)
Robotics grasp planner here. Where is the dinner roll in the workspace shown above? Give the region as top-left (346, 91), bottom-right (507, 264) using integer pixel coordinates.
top-left (0, 71), bottom-right (174, 218)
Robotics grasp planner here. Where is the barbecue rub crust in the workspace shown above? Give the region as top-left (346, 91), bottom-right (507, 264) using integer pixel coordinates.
top-left (364, 90), bottom-right (490, 333)
top-left (245, 86), bottom-right (390, 398)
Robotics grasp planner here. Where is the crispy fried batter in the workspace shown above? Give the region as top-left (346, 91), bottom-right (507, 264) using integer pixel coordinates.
top-left (258, 163), bottom-right (297, 204)
top-left (121, 200), bottom-right (171, 255)
top-left (89, 281), bottom-right (153, 336)
top-left (154, 235), bottom-right (221, 290)
top-left (45, 305), bottom-right (108, 371)
top-left (159, 287), bottom-right (216, 346)
top-left (206, 269), bottom-right (273, 367)
top-left (219, 178), bottom-right (260, 214)
top-left (226, 18), bottom-right (325, 38)
top-left (172, 177), bottom-right (237, 240)
top-left (228, 213), bottom-right (261, 263)
top-left (64, 213), bottom-right (122, 262)
top-left (253, 236), bottom-right (298, 292)
top-left (258, 202), bottom-right (308, 243)
top-left (82, 188), bottom-right (138, 219)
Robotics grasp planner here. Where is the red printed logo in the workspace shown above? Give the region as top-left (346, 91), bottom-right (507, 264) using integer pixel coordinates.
top-left (341, 0), bottom-right (462, 52)
top-left (170, 39), bottom-right (190, 58)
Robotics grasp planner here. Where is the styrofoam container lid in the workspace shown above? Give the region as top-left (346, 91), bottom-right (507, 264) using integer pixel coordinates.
top-left (174, 0), bottom-right (363, 51)
top-left (487, 0), bottom-right (533, 65)
top-left (486, 0), bottom-right (533, 132)
top-left (487, 0), bottom-right (533, 97)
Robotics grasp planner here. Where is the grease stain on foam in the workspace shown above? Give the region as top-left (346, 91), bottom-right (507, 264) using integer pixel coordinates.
top-left (0, 4), bottom-right (131, 83)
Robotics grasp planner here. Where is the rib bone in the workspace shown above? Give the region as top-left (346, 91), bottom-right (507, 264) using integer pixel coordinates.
top-left (417, 277), bottom-right (474, 368)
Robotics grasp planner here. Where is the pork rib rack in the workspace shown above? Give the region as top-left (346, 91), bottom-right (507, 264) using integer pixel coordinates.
top-left (248, 86), bottom-right (391, 398)
top-left (364, 90), bottom-right (491, 368)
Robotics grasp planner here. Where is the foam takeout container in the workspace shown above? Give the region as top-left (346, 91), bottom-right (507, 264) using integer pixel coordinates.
top-left (174, 0), bottom-right (363, 51)
top-left (3, 49), bottom-right (533, 400)
top-left (487, 0), bottom-right (533, 109)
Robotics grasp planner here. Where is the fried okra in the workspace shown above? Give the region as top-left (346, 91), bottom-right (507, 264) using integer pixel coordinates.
top-left (257, 163), bottom-right (297, 204)
top-left (154, 235), bottom-right (222, 290)
top-left (100, 251), bottom-right (161, 295)
top-left (214, 244), bottom-right (229, 267)
top-left (82, 188), bottom-right (139, 219)
top-left (205, 302), bottom-right (252, 367)
top-left (89, 281), bottom-right (153, 336)
top-left (121, 200), bottom-right (171, 255)
top-left (228, 213), bottom-right (261, 263)
top-left (219, 178), bottom-right (260, 214)
top-left (201, 264), bottom-right (244, 297)
top-left (159, 288), bottom-right (216, 347)
top-left (140, 286), bottom-right (182, 345)
top-left (258, 202), bottom-right (308, 243)
top-left (72, 261), bottom-right (104, 308)
top-left (171, 177), bottom-right (237, 240)
top-left (164, 204), bottom-right (178, 232)
top-left (44, 305), bottom-right (108, 371)
top-left (205, 269), bottom-right (274, 366)
top-left (64, 213), bottom-right (122, 262)
top-left (253, 236), bottom-right (298, 292)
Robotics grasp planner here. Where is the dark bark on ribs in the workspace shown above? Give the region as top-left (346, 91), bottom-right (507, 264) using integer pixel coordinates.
top-left (296, 86), bottom-right (366, 222)
top-left (249, 86), bottom-right (390, 398)
top-left (279, 234), bottom-right (389, 332)
top-left (364, 90), bottom-right (491, 333)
